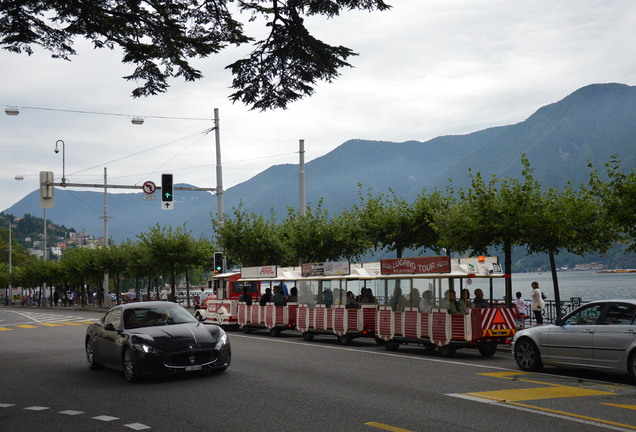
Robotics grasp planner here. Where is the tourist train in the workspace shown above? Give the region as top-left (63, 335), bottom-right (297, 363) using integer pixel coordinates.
top-left (197, 256), bottom-right (517, 357)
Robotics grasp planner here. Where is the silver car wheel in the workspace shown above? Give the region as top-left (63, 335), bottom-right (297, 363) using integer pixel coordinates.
top-left (514, 338), bottom-right (543, 372)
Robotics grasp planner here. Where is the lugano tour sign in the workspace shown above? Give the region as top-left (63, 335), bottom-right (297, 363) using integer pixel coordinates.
top-left (380, 256), bottom-right (451, 275)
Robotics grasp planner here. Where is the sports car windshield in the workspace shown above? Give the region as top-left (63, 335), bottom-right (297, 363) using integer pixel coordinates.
top-left (124, 305), bottom-right (198, 329)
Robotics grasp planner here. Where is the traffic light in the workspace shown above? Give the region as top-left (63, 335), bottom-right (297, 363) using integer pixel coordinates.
top-left (213, 252), bottom-right (225, 274)
top-left (39, 171), bottom-right (54, 209)
top-left (161, 174), bottom-right (173, 202)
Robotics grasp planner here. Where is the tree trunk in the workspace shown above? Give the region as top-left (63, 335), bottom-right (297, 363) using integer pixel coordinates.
top-left (504, 240), bottom-right (512, 306)
top-left (549, 250), bottom-right (562, 319)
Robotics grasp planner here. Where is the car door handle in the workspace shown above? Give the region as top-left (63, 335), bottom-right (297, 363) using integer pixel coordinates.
top-left (582, 329), bottom-right (594, 334)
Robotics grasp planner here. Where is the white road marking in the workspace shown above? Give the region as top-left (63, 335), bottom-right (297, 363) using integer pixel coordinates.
top-left (447, 393), bottom-right (635, 432)
top-left (93, 415), bottom-right (120, 422)
top-left (24, 406), bottom-right (49, 411)
top-left (125, 422), bottom-right (152, 430)
top-left (59, 410), bottom-right (84, 415)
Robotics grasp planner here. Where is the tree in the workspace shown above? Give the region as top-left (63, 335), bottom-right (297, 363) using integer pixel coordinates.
top-left (588, 157), bottom-right (636, 252)
top-left (212, 205), bottom-right (286, 266)
top-left (280, 202), bottom-right (368, 265)
top-left (349, 188), bottom-right (419, 258)
top-left (0, 0), bottom-right (391, 109)
top-left (136, 224), bottom-right (204, 300)
top-left (432, 157), bottom-right (540, 306)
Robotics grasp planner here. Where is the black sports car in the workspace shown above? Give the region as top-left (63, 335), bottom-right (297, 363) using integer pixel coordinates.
top-left (85, 301), bottom-right (231, 382)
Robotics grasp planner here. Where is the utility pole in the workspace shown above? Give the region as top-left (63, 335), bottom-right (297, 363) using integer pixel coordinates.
top-left (299, 139), bottom-right (306, 216)
top-left (214, 108), bottom-right (224, 219)
top-left (101, 167), bottom-right (112, 307)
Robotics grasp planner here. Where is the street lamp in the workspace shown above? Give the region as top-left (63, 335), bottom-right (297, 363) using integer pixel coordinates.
top-left (54, 140), bottom-right (67, 186)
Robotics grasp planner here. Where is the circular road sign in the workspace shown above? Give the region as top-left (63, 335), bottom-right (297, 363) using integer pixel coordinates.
top-left (142, 181), bottom-right (157, 195)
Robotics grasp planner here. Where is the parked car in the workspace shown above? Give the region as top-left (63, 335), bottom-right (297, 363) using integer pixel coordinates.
top-left (512, 299), bottom-right (636, 381)
top-left (85, 301), bottom-right (231, 382)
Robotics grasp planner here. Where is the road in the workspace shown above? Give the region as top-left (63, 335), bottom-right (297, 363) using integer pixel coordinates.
top-left (0, 307), bottom-right (635, 432)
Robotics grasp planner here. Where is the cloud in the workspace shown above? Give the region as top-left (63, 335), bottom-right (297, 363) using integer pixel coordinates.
top-left (2, 0), bottom-right (636, 213)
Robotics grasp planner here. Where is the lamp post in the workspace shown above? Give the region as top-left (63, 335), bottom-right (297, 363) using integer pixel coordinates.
top-left (54, 140), bottom-right (67, 186)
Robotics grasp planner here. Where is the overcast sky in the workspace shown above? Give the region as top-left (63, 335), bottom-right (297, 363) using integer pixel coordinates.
top-left (2, 0), bottom-right (635, 213)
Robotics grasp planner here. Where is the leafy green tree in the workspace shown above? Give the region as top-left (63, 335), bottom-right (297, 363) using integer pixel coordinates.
top-left (212, 205), bottom-right (286, 266)
top-left (522, 184), bottom-right (619, 317)
top-left (349, 188), bottom-right (419, 258)
top-left (433, 157), bottom-right (540, 305)
top-left (280, 202), bottom-right (369, 265)
top-left (589, 157), bottom-right (636, 251)
top-left (136, 224), bottom-right (205, 300)
top-left (0, 0), bottom-right (390, 109)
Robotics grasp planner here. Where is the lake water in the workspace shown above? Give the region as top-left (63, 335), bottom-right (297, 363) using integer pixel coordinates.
top-left (496, 271), bottom-right (635, 302)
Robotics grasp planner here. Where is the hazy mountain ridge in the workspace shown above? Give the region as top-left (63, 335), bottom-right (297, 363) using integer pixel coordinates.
top-left (5, 83), bottom-right (636, 244)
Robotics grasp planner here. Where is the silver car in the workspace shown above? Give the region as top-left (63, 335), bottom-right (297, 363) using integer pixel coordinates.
top-left (512, 299), bottom-right (636, 381)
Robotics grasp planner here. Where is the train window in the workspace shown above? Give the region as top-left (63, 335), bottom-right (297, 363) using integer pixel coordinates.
top-left (233, 281), bottom-right (258, 294)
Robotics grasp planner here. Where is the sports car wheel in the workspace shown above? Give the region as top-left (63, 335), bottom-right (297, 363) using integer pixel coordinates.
top-left (514, 338), bottom-right (543, 372)
top-left (85, 339), bottom-right (103, 370)
top-left (123, 348), bottom-right (142, 382)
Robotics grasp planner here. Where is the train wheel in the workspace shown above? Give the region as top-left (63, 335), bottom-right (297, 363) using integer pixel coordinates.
top-left (270, 328), bottom-right (281, 337)
top-left (302, 332), bottom-right (314, 342)
top-left (385, 340), bottom-right (399, 351)
top-left (438, 345), bottom-right (456, 357)
top-left (374, 336), bottom-right (384, 346)
top-left (338, 335), bottom-right (353, 346)
top-left (478, 343), bottom-right (498, 357)
top-left (242, 326), bottom-right (251, 334)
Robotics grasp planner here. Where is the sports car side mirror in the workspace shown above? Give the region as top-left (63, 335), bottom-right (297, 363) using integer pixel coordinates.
top-left (104, 323), bottom-right (116, 331)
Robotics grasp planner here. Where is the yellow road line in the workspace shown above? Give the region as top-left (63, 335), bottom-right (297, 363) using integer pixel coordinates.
top-left (0, 327), bottom-right (12, 331)
top-left (39, 323), bottom-right (62, 327)
top-left (507, 400), bottom-right (636, 430)
top-left (59, 322), bottom-right (84, 326)
top-left (16, 325), bottom-right (38, 329)
top-left (601, 403), bottom-right (636, 411)
top-left (364, 422), bottom-right (413, 432)
top-left (467, 385), bottom-right (613, 402)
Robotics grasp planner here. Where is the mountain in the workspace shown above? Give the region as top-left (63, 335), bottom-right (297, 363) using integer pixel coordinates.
top-left (5, 83), bottom-right (636, 243)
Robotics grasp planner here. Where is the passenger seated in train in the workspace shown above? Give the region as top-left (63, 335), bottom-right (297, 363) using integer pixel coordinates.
top-left (346, 291), bottom-right (359, 309)
top-left (322, 289), bottom-right (333, 308)
top-left (238, 286), bottom-right (252, 305)
top-left (259, 288), bottom-right (272, 306)
top-left (272, 286), bottom-right (286, 306)
top-left (357, 288), bottom-right (375, 304)
top-left (287, 287), bottom-right (298, 303)
top-left (458, 288), bottom-right (474, 314)
top-left (442, 290), bottom-right (463, 314)
top-left (389, 286), bottom-right (407, 311)
top-left (419, 290), bottom-right (433, 313)
top-left (473, 288), bottom-right (489, 308)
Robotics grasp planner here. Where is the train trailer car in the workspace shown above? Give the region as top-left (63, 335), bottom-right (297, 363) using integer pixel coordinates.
top-left (236, 265), bottom-right (302, 336)
top-left (378, 306), bottom-right (516, 357)
top-left (375, 256), bottom-right (516, 357)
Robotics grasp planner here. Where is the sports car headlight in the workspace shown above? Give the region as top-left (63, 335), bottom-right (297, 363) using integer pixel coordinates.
top-left (215, 333), bottom-right (229, 350)
top-left (132, 343), bottom-right (162, 355)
